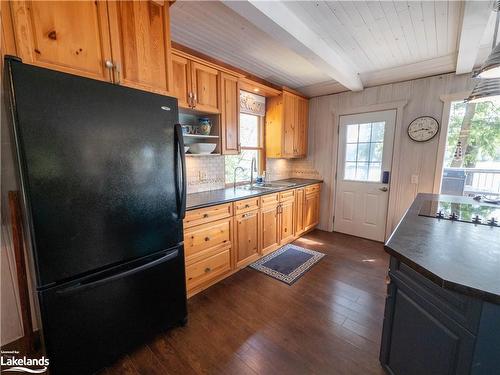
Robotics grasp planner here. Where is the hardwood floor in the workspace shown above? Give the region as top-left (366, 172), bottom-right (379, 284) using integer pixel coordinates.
top-left (100, 230), bottom-right (389, 375)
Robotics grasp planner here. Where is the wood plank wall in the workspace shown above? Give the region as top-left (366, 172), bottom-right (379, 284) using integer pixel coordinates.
top-left (307, 72), bottom-right (474, 233)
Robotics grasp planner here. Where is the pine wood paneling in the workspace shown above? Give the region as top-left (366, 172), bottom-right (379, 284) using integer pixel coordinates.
top-left (220, 72), bottom-right (240, 154)
top-left (10, 1), bottom-right (113, 82)
top-left (107, 0), bottom-right (173, 95)
top-left (260, 203), bottom-right (279, 255)
top-left (234, 211), bottom-right (260, 268)
top-left (171, 53), bottom-right (191, 108)
top-left (191, 61), bottom-right (220, 113)
top-left (307, 72), bottom-right (474, 233)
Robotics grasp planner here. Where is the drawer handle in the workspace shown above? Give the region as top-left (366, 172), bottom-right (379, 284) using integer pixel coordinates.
top-left (204, 267), bottom-right (211, 273)
top-left (205, 237), bottom-right (210, 241)
top-left (203, 213), bottom-right (209, 218)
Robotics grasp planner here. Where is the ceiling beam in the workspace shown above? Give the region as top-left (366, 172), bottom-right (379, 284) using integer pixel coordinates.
top-left (222, 0), bottom-right (363, 91)
top-left (456, 0), bottom-right (493, 74)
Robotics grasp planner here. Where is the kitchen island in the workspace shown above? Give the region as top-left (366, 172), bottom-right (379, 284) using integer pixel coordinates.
top-left (380, 193), bottom-right (500, 375)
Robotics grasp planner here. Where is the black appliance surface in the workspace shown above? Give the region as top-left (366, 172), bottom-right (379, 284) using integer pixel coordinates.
top-left (418, 199), bottom-right (499, 226)
top-left (8, 59), bottom-right (185, 287)
top-left (38, 246), bottom-right (186, 375)
top-left (6, 57), bottom-right (187, 375)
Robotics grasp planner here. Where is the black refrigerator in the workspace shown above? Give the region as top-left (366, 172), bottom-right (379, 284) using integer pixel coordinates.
top-left (5, 57), bottom-right (188, 374)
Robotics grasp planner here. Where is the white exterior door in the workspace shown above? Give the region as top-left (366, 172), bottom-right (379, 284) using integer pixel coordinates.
top-left (334, 110), bottom-right (396, 242)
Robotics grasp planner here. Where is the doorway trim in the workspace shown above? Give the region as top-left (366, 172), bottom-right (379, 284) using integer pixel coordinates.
top-left (432, 91), bottom-right (472, 194)
top-left (329, 100), bottom-right (408, 240)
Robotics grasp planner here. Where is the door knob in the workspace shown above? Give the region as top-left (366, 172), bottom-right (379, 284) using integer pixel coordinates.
top-left (379, 187), bottom-right (388, 192)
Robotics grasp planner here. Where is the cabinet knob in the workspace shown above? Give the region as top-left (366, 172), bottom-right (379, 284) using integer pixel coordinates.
top-left (205, 237), bottom-right (210, 242)
top-left (245, 204), bottom-right (250, 208)
top-left (204, 267), bottom-right (211, 273)
top-left (203, 213), bottom-right (209, 218)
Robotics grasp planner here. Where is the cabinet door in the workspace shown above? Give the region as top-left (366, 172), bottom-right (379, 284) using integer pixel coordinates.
top-left (280, 200), bottom-right (295, 245)
top-left (380, 275), bottom-right (476, 375)
top-left (171, 53), bottom-right (191, 109)
top-left (283, 92), bottom-right (296, 157)
top-left (235, 211), bottom-right (260, 268)
top-left (10, 1), bottom-right (113, 82)
top-left (295, 188), bottom-right (305, 237)
top-left (304, 192), bottom-right (320, 231)
top-left (107, 1), bottom-right (173, 95)
top-left (191, 61), bottom-right (220, 113)
top-left (296, 97), bottom-right (308, 157)
top-left (221, 73), bottom-right (240, 154)
top-left (261, 204), bottom-right (280, 255)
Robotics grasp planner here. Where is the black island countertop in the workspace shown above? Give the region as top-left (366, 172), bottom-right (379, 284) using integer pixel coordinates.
top-left (385, 193), bottom-right (500, 303)
top-left (186, 178), bottom-right (322, 211)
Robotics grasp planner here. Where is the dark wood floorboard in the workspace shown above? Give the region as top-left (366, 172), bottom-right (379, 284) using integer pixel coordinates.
top-left (98, 229), bottom-right (389, 375)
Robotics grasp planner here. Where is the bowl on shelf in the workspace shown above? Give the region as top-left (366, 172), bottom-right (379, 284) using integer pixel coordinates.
top-left (188, 143), bottom-right (217, 154)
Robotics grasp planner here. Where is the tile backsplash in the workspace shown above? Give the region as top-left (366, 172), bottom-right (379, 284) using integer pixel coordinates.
top-left (186, 155), bottom-right (321, 194)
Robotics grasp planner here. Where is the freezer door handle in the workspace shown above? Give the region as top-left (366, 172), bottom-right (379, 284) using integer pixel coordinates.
top-left (174, 123), bottom-right (187, 219)
top-left (56, 249), bottom-right (179, 296)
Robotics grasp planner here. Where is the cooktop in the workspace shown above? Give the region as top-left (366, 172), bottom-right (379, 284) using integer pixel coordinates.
top-left (419, 200), bottom-right (499, 226)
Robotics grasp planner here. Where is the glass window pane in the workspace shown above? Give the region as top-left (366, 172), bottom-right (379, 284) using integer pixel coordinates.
top-left (370, 142), bottom-right (383, 162)
top-left (240, 113), bottom-right (259, 147)
top-left (357, 143), bottom-right (370, 161)
top-left (345, 144), bottom-right (357, 161)
top-left (358, 123), bottom-right (372, 142)
top-left (371, 122), bottom-right (385, 142)
top-left (346, 124), bottom-right (358, 143)
top-left (356, 162), bottom-right (369, 180)
top-left (368, 163), bottom-right (382, 182)
top-left (224, 149), bottom-right (259, 183)
top-left (344, 162), bottom-right (356, 180)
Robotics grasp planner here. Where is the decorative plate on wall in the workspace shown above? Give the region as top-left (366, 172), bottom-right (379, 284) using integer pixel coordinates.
top-left (407, 116), bottom-right (439, 142)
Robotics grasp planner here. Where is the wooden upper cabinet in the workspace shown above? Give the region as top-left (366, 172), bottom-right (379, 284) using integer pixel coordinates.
top-left (265, 90), bottom-right (308, 159)
top-left (9, 1), bottom-right (113, 82)
top-left (191, 61), bottom-right (220, 113)
top-left (221, 73), bottom-right (240, 154)
top-left (171, 54), bottom-right (191, 108)
top-left (107, 0), bottom-right (173, 95)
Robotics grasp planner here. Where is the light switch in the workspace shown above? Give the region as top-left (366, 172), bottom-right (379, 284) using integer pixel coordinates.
top-left (411, 175), bottom-right (419, 184)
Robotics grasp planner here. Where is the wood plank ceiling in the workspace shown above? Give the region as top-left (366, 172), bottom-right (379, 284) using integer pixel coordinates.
top-left (170, 1), bottom-right (495, 97)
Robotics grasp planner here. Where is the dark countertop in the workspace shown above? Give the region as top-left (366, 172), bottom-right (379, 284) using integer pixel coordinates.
top-left (385, 193), bottom-right (500, 303)
top-left (186, 178), bottom-right (323, 210)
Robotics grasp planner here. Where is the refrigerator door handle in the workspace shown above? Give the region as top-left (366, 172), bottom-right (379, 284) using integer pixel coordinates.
top-left (174, 123), bottom-right (187, 219)
top-left (56, 249), bottom-right (179, 296)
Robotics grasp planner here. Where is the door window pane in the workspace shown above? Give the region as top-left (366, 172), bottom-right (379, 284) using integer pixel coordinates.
top-left (346, 144), bottom-right (357, 161)
top-left (358, 123), bottom-right (372, 142)
top-left (345, 162), bottom-right (356, 180)
top-left (343, 121), bottom-right (386, 182)
top-left (357, 143), bottom-right (370, 161)
top-left (346, 124), bottom-right (359, 143)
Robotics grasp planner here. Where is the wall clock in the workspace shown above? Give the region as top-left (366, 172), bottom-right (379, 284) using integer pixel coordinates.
top-left (407, 116), bottom-right (439, 142)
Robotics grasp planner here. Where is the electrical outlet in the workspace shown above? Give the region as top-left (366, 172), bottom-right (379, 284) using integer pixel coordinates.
top-left (198, 171), bottom-right (207, 181)
top-left (411, 175), bottom-right (419, 184)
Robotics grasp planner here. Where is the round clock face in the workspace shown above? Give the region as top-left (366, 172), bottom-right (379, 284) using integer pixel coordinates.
top-left (407, 116), bottom-right (439, 142)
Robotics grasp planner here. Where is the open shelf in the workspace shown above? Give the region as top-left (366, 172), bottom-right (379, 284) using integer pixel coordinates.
top-left (183, 134), bottom-right (219, 139)
top-left (185, 153), bottom-right (221, 157)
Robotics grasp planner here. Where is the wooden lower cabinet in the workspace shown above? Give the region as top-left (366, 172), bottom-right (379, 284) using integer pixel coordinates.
top-left (234, 210), bottom-right (260, 268)
top-left (304, 191), bottom-right (320, 231)
top-left (260, 203), bottom-right (280, 255)
top-left (184, 183), bottom-right (321, 297)
top-left (279, 199), bottom-right (295, 245)
top-left (295, 188), bottom-right (305, 237)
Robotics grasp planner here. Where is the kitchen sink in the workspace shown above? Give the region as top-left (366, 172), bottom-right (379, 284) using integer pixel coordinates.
top-left (237, 182), bottom-right (298, 191)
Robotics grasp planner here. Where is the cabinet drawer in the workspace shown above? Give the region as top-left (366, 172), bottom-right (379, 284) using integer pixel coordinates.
top-left (279, 190), bottom-right (295, 202)
top-left (184, 203), bottom-right (232, 228)
top-left (184, 218), bottom-right (231, 260)
top-left (186, 249), bottom-right (231, 291)
top-left (305, 184), bottom-right (321, 195)
top-left (234, 197), bottom-right (260, 214)
top-left (261, 193), bottom-right (279, 207)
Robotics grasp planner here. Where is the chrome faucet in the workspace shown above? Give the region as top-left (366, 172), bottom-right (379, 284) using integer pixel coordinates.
top-left (250, 157), bottom-right (257, 187)
top-left (233, 166), bottom-right (244, 190)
